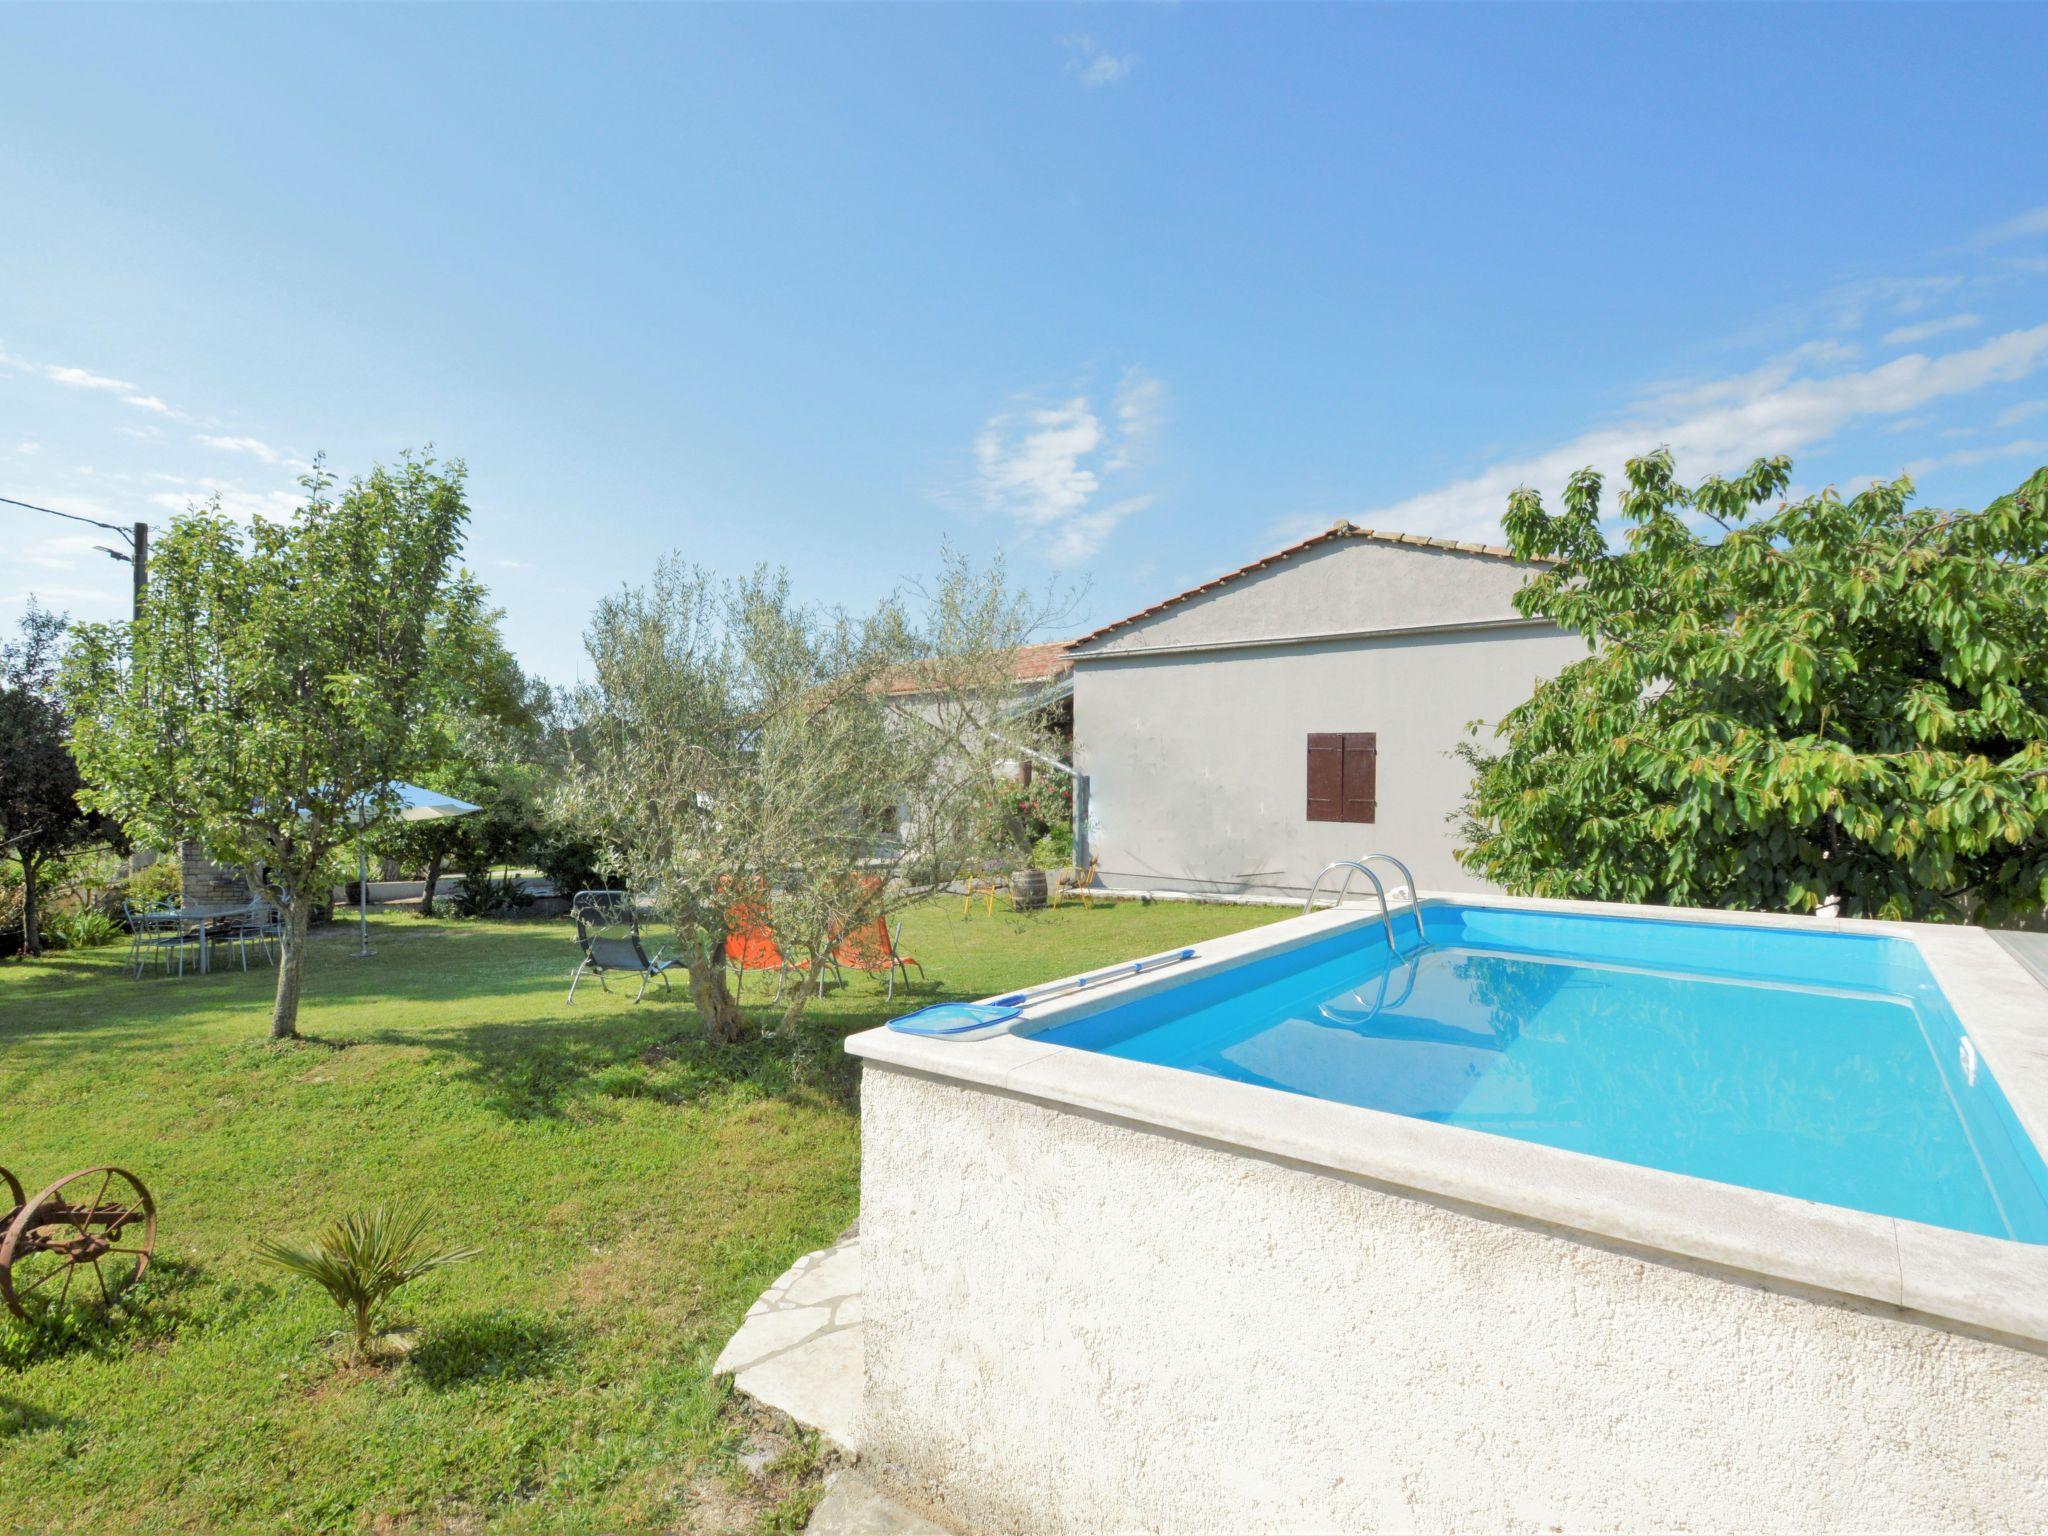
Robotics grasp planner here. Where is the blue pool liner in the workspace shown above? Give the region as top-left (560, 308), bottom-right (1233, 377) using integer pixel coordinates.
top-left (886, 1001), bottom-right (1023, 1039)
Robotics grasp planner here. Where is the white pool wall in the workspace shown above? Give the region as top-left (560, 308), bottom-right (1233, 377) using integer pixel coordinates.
top-left (860, 1064), bottom-right (2048, 1533)
top-left (849, 894), bottom-right (2048, 1533)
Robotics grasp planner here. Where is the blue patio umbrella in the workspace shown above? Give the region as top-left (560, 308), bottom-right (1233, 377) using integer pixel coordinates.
top-left (353, 781), bottom-right (481, 955)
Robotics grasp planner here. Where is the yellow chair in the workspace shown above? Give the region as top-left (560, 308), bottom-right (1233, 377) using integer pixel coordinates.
top-left (962, 862), bottom-right (1009, 917)
top-left (1050, 855), bottom-right (1100, 909)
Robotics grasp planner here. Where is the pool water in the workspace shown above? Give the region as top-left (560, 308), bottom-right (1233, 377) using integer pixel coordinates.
top-left (1034, 905), bottom-right (2048, 1243)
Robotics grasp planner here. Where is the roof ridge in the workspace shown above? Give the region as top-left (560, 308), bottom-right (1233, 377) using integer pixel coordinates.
top-left (1069, 523), bottom-right (1546, 649)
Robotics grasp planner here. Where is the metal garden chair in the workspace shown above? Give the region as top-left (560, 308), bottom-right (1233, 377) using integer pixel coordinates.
top-left (567, 889), bottom-right (682, 1003)
top-left (209, 900), bottom-right (282, 970)
top-left (122, 901), bottom-right (196, 978)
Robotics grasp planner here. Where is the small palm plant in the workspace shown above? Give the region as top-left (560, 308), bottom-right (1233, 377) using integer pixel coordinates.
top-left (257, 1208), bottom-right (479, 1358)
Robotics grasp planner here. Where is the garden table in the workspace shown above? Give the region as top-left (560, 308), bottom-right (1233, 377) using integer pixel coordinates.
top-left (146, 902), bottom-right (269, 976)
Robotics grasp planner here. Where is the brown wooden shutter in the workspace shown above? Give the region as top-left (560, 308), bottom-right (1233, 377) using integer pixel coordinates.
top-left (1306, 734), bottom-right (1342, 822)
top-left (1340, 732), bottom-right (1377, 824)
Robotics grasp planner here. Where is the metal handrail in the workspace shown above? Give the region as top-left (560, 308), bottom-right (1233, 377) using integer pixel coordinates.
top-left (1349, 852), bottom-right (1426, 947)
top-left (1318, 944), bottom-right (1424, 1027)
top-left (1302, 861), bottom-right (1400, 953)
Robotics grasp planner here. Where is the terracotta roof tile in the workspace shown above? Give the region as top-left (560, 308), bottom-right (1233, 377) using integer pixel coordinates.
top-left (1069, 521), bottom-right (1549, 649)
top-left (883, 639), bottom-right (1074, 696)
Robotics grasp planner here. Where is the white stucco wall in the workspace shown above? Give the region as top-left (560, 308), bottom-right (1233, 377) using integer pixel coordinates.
top-left (858, 1064), bottom-right (2048, 1535)
top-left (1073, 623), bottom-right (1581, 896)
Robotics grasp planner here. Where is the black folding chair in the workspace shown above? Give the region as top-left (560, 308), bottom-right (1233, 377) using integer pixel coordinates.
top-left (567, 889), bottom-right (682, 1003)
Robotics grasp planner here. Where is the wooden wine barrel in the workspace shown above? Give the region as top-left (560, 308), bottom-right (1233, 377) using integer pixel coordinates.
top-left (1009, 869), bottom-right (1048, 911)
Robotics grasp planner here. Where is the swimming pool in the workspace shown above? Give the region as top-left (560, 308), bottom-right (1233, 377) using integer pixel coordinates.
top-left (850, 894), bottom-right (2048, 1531)
top-left (1032, 903), bottom-right (2048, 1243)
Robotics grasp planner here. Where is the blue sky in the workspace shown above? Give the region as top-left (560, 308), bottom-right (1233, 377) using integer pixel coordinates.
top-left (4, 3), bottom-right (2047, 682)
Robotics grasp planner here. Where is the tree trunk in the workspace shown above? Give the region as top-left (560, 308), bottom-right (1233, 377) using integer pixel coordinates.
top-left (420, 849), bottom-right (445, 918)
top-left (779, 982), bottom-right (814, 1033)
top-left (776, 937), bottom-right (828, 1032)
top-left (686, 958), bottom-right (746, 1044)
top-left (18, 856), bottom-right (42, 958)
top-left (271, 899), bottom-right (312, 1039)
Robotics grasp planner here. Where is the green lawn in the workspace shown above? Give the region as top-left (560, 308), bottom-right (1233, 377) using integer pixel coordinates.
top-left (0, 896), bottom-right (1281, 1534)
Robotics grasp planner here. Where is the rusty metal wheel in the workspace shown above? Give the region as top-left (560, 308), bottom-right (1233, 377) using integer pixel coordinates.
top-left (0, 1166), bottom-right (22, 1214)
top-left (0, 1166), bottom-right (156, 1320)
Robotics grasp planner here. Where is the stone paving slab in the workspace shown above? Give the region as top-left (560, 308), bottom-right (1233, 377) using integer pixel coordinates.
top-left (714, 1237), bottom-right (865, 1455)
top-left (1992, 928), bottom-right (2048, 990)
top-left (806, 1470), bottom-right (959, 1535)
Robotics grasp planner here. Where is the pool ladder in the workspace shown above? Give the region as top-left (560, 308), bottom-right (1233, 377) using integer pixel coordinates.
top-left (1303, 853), bottom-right (1427, 954)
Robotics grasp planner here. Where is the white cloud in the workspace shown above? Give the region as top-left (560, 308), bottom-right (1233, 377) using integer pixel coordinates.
top-left (972, 369), bottom-right (1166, 562)
top-left (196, 433), bottom-right (286, 463)
top-left (0, 345), bottom-right (192, 421)
top-left (1883, 313), bottom-right (1981, 347)
top-left (1051, 494), bottom-right (1157, 564)
top-left (1965, 206), bottom-right (2048, 251)
top-left (21, 532), bottom-right (110, 572)
top-left (1260, 510), bottom-right (1342, 548)
top-left (1996, 399), bottom-right (2048, 429)
top-left (44, 363), bottom-right (136, 392)
top-left (4, 581), bottom-right (124, 611)
top-left (148, 477), bottom-right (302, 524)
top-left (194, 433), bottom-right (315, 475)
top-left (1060, 34), bottom-right (1136, 88)
top-left (15, 441), bottom-right (38, 455)
top-left (1900, 439), bottom-right (2048, 479)
top-left (1356, 325), bottom-right (2048, 541)
top-left (1106, 369), bottom-right (1166, 471)
top-left (1820, 274), bottom-right (1964, 331)
top-left (977, 399), bottom-right (1103, 522)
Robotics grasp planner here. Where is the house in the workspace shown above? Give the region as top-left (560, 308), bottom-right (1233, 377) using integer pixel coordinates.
top-left (884, 639), bottom-right (1074, 749)
top-left (882, 638), bottom-right (1077, 854)
top-left (1068, 522), bottom-right (1579, 898)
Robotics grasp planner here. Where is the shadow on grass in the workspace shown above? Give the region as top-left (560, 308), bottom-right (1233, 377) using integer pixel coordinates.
top-left (0, 1393), bottom-right (78, 1441)
top-left (5, 912), bottom-right (986, 1122)
top-left (368, 1008), bottom-right (878, 1121)
top-left (406, 1307), bottom-right (575, 1390)
top-left (1, 918), bottom-right (585, 1053)
top-left (0, 1254), bottom-right (205, 1370)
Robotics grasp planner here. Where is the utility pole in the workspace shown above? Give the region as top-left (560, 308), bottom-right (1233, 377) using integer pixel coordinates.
top-left (131, 519), bottom-right (148, 620)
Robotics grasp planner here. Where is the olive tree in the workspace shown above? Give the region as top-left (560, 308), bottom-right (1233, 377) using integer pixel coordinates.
top-left (63, 455), bottom-right (487, 1037)
top-left (561, 553), bottom-right (1050, 1040)
top-left (1456, 452), bottom-right (2048, 922)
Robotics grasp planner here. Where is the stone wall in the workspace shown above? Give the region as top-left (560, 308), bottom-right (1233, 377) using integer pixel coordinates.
top-left (858, 1063), bottom-right (2048, 1534)
top-left (178, 840), bottom-right (252, 908)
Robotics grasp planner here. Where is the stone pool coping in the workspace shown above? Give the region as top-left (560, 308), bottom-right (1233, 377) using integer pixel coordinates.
top-left (846, 892), bottom-right (2048, 1350)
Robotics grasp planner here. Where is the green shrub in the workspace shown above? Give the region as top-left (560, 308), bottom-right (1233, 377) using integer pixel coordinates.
top-left (46, 909), bottom-right (123, 950)
top-left (1029, 826), bottom-right (1075, 871)
top-left (451, 869), bottom-right (535, 919)
top-left (123, 858), bottom-right (183, 907)
top-left (530, 829), bottom-right (617, 903)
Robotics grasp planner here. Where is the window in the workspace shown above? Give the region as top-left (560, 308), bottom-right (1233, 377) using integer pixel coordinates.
top-left (1306, 733), bottom-right (1376, 823)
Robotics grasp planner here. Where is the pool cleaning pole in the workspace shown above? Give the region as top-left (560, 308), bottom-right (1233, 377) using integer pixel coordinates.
top-left (355, 806), bottom-right (372, 958)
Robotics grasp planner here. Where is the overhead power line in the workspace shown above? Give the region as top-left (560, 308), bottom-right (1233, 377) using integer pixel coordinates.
top-left (0, 493), bottom-right (138, 542)
top-left (2, 493), bottom-right (150, 618)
